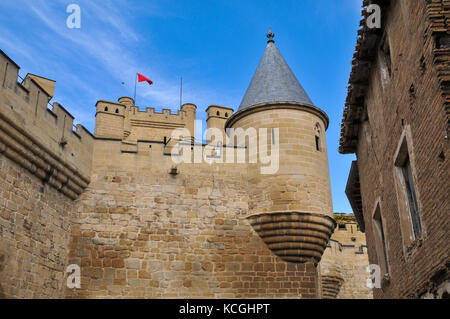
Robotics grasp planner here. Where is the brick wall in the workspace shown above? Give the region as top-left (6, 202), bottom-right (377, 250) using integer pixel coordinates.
top-left (354, 0), bottom-right (449, 298)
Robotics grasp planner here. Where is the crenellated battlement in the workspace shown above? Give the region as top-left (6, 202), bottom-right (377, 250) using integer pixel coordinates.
top-left (0, 49), bottom-right (94, 199)
top-left (94, 94), bottom-right (197, 143)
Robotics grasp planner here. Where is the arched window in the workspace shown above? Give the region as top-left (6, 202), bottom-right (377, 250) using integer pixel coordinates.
top-left (314, 123), bottom-right (322, 151)
top-left (104, 107), bottom-right (108, 112)
top-left (216, 111), bottom-right (220, 116)
top-left (115, 108), bottom-right (119, 114)
top-left (225, 112), bottom-right (228, 117)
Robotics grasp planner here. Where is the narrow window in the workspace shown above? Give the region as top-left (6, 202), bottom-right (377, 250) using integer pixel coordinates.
top-left (402, 156), bottom-right (422, 238)
top-left (163, 136), bottom-right (167, 145)
top-left (225, 112), bottom-right (228, 117)
top-left (394, 133), bottom-right (423, 244)
top-left (271, 128), bottom-right (275, 145)
top-left (379, 34), bottom-right (392, 86)
top-left (216, 111), bottom-right (220, 116)
top-left (314, 123), bottom-right (322, 151)
top-left (115, 108), bottom-right (119, 114)
top-left (373, 205), bottom-right (389, 274)
top-left (104, 107), bottom-right (108, 112)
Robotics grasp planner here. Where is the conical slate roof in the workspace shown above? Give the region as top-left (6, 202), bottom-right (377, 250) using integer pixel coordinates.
top-left (238, 31), bottom-right (313, 111)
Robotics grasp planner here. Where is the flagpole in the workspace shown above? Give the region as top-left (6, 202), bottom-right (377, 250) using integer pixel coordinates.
top-left (180, 77), bottom-right (183, 108)
top-left (134, 73), bottom-right (137, 104)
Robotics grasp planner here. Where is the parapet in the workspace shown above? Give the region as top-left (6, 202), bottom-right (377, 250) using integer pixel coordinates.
top-left (206, 105), bottom-right (234, 143)
top-left (0, 49), bottom-right (94, 200)
top-left (94, 96), bottom-right (197, 143)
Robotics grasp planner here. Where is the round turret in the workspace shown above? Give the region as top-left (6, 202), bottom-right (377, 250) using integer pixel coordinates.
top-left (118, 97), bottom-right (134, 140)
top-left (226, 31), bottom-right (336, 264)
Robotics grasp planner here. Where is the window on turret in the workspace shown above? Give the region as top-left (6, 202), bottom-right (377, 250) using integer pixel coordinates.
top-left (217, 111), bottom-right (220, 116)
top-left (104, 107), bottom-right (108, 112)
top-left (314, 123), bottom-right (322, 151)
top-left (225, 112), bottom-right (228, 117)
top-left (315, 136), bottom-right (320, 151)
top-left (115, 109), bottom-right (119, 114)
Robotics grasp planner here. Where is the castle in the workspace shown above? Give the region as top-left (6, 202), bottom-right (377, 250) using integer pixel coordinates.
top-left (0, 28), bottom-right (373, 298)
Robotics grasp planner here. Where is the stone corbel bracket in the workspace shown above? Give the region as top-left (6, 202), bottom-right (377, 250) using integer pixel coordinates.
top-left (321, 274), bottom-right (345, 299)
top-left (0, 112), bottom-right (90, 200)
top-left (247, 212), bottom-right (337, 264)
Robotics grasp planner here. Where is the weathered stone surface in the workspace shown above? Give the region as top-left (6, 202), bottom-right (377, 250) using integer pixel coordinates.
top-left (340, 0), bottom-right (450, 299)
top-left (0, 22), bottom-right (373, 299)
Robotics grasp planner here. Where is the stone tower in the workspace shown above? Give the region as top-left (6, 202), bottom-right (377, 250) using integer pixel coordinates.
top-left (226, 30), bottom-right (336, 264)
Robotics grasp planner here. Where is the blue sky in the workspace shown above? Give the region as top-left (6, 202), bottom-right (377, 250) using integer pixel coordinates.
top-left (0, 0), bottom-right (362, 213)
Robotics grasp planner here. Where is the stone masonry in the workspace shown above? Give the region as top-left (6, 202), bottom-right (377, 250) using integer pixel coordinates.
top-left (0, 29), bottom-right (372, 299)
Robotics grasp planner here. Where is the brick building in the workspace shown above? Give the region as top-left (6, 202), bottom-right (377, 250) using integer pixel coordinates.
top-left (340, 0), bottom-right (449, 298)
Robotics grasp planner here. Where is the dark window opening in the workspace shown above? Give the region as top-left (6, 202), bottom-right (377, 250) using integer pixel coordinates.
top-left (225, 112), bottom-right (228, 117)
top-left (314, 124), bottom-right (322, 151)
top-left (104, 107), bottom-right (108, 112)
top-left (216, 111), bottom-right (220, 116)
top-left (435, 33), bottom-right (450, 49)
top-left (373, 206), bottom-right (389, 274)
top-left (163, 136), bottom-right (167, 145)
top-left (402, 156), bottom-right (422, 239)
top-left (115, 109), bottom-right (119, 114)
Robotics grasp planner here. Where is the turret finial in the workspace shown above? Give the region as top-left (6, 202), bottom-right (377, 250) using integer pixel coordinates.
top-left (267, 27), bottom-right (275, 43)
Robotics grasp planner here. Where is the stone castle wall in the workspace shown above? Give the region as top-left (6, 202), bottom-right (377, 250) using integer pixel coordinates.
top-left (66, 140), bottom-right (319, 298)
top-left (319, 218), bottom-right (373, 299)
top-left (0, 50), bottom-right (94, 298)
top-left (0, 46), bottom-right (372, 299)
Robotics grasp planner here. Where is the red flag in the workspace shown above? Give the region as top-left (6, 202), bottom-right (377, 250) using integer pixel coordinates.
top-left (137, 73), bottom-right (153, 85)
